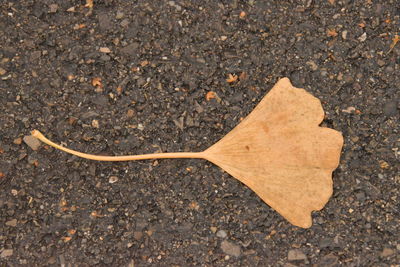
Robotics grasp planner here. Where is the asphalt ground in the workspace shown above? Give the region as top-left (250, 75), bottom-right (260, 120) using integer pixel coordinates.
top-left (0, 0), bottom-right (399, 266)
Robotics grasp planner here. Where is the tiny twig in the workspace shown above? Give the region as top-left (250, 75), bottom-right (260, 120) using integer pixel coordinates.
top-left (31, 130), bottom-right (204, 161)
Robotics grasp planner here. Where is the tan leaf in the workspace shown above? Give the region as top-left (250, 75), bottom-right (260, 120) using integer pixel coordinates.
top-left (73, 24), bottom-right (86, 30)
top-left (85, 0), bottom-right (93, 8)
top-left (206, 91), bottom-right (216, 101)
top-left (388, 34), bottom-right (400, 53)
top-left (326, 28), bottom-right (338, 37)
top-left (91, 77), bottom-right (102, 88)
top-left (31, 78), bottom-right (343, 228)
top-left (226, 73), bottom-right (238, 83)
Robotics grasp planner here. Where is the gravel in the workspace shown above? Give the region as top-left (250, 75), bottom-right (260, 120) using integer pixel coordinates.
top-left (0, 0), bottom-right (399, 265)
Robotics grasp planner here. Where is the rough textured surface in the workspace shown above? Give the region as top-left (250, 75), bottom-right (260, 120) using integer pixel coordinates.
top-left (204, 78), bottom-right (343, 228)
top-left (0, 0), bottom-right (399, 266)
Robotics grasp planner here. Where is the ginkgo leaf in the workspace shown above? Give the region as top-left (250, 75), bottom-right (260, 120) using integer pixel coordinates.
top-left (202, 78), bottom-right (343, 228)
top-left (32, 77), bottom-right (343, 228)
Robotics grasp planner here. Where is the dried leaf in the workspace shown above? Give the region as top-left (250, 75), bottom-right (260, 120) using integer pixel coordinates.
top-left (68, 229), bottom-right (77, 235)
top-left (358, 22), bottom-right (366, 28)
top-left (91, 77), bottom-right (102, 88)
top-left (203, 78), bottom-right (343, 228)
top-left (226, 74), bottom-right (238, 83)
top-left (379, 160), bottom-right (389, 169)
top-left (84, 0), bottom-right (93, 8)
top-left (388, 34), bottom-right (400, 53)
top-left (140, 60), bottom-right (149, 67)
top-left (327, 0), bottom-right (335, 4)
top-left (62, 236), bottom-right (72, 242)
top-left (32, 78), bottom-right (343, 228)
top-left (73, 24), bottom-right (86, 30)
top-left (206, 91), bottom-right (216, 101)
top-left (326, 28), bottom-right (338, 37)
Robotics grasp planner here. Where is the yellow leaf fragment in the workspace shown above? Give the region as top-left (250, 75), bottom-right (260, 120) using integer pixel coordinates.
top-left (226, 73), bottom-right (238, 83)
top-left (91, 77), bottom-right (102, 88)
top-left (388, 34), bottom-right (399, 53)
top-left (85, 0), bottom-right (93, 8)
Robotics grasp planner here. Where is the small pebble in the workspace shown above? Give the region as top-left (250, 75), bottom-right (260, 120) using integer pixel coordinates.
top-left (116, 11), bottom-right (124, 19)
top-left (376, 59), bottom-right (385, 67)
top-left (216, 230), bottom-right (227, 238)
top-left (358, 32), bottom-right (367, 42)
top-left (0, 67), bottom-right (6, 75)
top-left (120, 19), bottom-right (130, 27)
top-left (341, 30), bottom-right (348, 40)
top-left (380, 248), bottom-right (394, 257)
top-left (220, 240), bottom-right (241, 257)
top-left (13, 137), bottom-right (22, 145)
top-left (91, 119), bottom-right (99, 128)
top-left (99, 47), bottom-right (111, 53)
top-left (306, 61), bottom-right (318, 71)
top-left (6, 219), bottom-right (17, 227)
top-left (0, 249), bottom-right (13, 258)
top-left (287, 249), bottom-right (307, 261)
top-left (109, 176), bottom-right (118, 184)
top-left (137, 123), bottom-right (144, 131)
top-left (49, 4), bottom-right (58, 13)
top-left (23, 135), bottom-right (41, 151)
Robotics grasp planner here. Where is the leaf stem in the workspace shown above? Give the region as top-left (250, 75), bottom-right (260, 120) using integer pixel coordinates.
top-left (31, 130), bottom-right (205, 161)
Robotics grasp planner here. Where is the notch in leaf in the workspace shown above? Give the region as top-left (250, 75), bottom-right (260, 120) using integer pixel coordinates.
top-left (32, 78), bottom-right (343, 228)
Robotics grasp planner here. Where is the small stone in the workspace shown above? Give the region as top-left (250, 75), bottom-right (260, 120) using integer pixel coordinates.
top-left (13, 137), bottom-right (22, 145)
top-left (380, 248), bottom-right (394, 257)
top-left (342, 106), bottom-right (356, 113)
top-left (341, 30), bottom-right (348, 40)
top-left (99, 47), bottom-right (111, 53)
top-left (6, 219), bottom-right (17, 227)
top-left (23, 135), bottom-right (41, 151)
top-left (91, 119), bottom-right (99, 128)
top-left (383, 101), bottom-right (398, 116)
top-left (137, 123), bottom-right (144, 131)
top-left (0, 249), bottom-right (13, 258)
top-left (109, 176), bottom-right (118, 184)
top-left (134, 231), bottom-right (143, 240)
top-left (210, 226), bottom-right (217, 233)
top-left (377, 59), bottom-right (385, 67)
top-left (126, 109), bottom-right (135, 117)
top-left (358, 32), bottom-right (367, 42)
top-left (0, 67), bottom-right (6, 75)
top-left (306, 61), bottom-right (318, 71)
top-left (116, 11), bottom-right (124, 19)
top-left (49, 4), bottom-right (58, 13)
top-left (120, 19), bottom-right (130, 27)
top-left (287, 249), bottom-right (307, 261)
top-left (221, 240), bottom-right (241, 257)
top-left (317, 254), bottom-right (338, 266)
top-left (120, 43), bottom-right (139, 56)
top-left (216, 230), bottom-right (227, 238)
